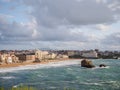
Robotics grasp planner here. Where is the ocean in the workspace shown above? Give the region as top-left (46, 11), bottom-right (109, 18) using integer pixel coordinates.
top-left (0, 59), bottom-right (120, 90)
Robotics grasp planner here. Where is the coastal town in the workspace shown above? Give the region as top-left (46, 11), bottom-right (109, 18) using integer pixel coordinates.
top-left (0, 49), bottom-right (69, 65)
top-left (0, 49), bottom-right (120, 66)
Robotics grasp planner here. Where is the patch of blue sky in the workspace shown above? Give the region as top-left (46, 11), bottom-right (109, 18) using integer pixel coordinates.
top-left (0, 1), bottom-right (29, 23)
top-left (109, 21), bottom-right (120, 33)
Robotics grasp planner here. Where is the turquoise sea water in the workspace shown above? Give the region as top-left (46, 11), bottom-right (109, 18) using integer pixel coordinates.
top-left (0, 59), bottom-right (120, 90)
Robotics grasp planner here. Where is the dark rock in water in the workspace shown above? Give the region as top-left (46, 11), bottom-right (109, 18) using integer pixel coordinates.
top-left (99, 64), bottom-right (106, 67)
top-left (81, 59), bottom-right (95, 68)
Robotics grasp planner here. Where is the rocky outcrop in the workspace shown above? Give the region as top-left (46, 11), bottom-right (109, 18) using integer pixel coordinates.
top-left (81, 59), bottom-right (95, 68)
top-left (99, 64), bottom-right (106, 67)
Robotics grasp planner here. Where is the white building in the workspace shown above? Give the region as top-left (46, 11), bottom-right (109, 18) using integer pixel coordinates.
top-left (35, 50), bottom-right (70, 61)
top-left (51, 53), bottom-right (56, 59)
top-left (82, 51), bottom-right (98, 58)
top-left (0, 54), bottom-right (19, 64)
top-left (7, 56), bottom-right (12, 64)
top-left (47, 53), bottom-right (56, 59)
top-left (35, 50), bottom-right (43, 60)
top-left (62, 55), bottom-right (69, 59)
top-left (35, 50), bottom-right (58, 61)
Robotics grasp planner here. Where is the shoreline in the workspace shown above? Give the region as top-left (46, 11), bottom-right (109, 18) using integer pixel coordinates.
top-left (0, 59), bottom-right (80, 68)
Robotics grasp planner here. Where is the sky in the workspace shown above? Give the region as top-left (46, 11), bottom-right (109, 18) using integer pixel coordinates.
top-left (0, 0), bottom-right (120, 50)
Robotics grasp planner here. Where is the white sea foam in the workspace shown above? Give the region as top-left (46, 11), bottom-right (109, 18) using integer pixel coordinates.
top-left (0, 76), bottom-right (16, 79)
top-left (49, 86), bottom-right (57, 89)
top-left (101, 81), bottom-right (117, 84)
top-left (80, 82), bottom-right (102, 86)
top-left (92, 66), bottom-right (110, 70)
top-left (0, 60), bottom-right (81, 73)
top-left (13, 85), bottom-right (18, 88)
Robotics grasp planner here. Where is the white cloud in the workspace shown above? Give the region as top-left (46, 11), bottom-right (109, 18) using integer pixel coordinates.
top-left (32, 29), bottom-right (38, 38)
top-left (95, 24), bottom-right (110, 31)
top-left (96, 0), bottom-right (107, 4)
top-left (102, 32), bottom-right (120, 46)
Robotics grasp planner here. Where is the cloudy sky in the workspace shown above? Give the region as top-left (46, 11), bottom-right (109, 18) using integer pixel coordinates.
top-left (0, 0), bottom-right (120, 50)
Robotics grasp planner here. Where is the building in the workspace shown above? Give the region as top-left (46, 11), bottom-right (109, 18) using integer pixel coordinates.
top-left (35, 50), bottom-right (49, 60)
top-left (16, 53), bottom-right (35, 62)
top-left (35, 50), bottom-right (57, 61)
top-left (11, 54), bottom-right (19, 63)
top-left (56, 54), bottom-right (69, 59)
top-left (82, 50), bottom-right (98, 58)
top-left (26, 54), bottom-right (35, 61)
top-left (0, 53), bottom-right (8, 64)
top-left (35, 50), bottom-right (43, 60)
top-left (67, 51), bottom-right (75, 56)
top-left (0, 53), bottom-right (19, 64)
top-left (46, 53), bottom-right (57, 59)
top-left (7, 56), bottom-right (12, 64)
top-left (62, 55), bottom-right (69, 59)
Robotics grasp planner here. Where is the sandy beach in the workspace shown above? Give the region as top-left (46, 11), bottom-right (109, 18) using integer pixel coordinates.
top-left (0, 59), bottom-right (73, 68)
